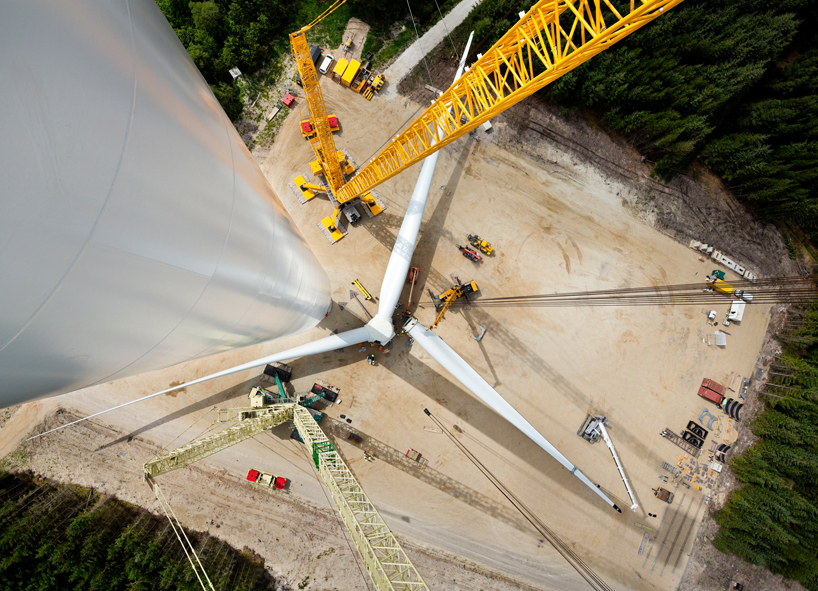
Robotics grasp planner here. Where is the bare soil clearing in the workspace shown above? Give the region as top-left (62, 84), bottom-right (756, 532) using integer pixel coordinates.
top-left (0, 50), bottom-right (791, 591)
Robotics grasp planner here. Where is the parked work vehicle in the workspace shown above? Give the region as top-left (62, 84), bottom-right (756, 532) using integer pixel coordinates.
top-left (246, 468), bottom-right (288, 490)
top-left (706, 276), bottom-right (753, 302)
top-left (458, 245), bottom-right (481, 262)
top-left (468, 234), bottom-right (494, 255)
top-left (438, 281), bottom-right (478, 302)
top-left (319, 54), bottom-right (334, 74)
top-left (653, 487), bottom-right (674, 503)
top-left (362, 74), bottom-right (385, 100)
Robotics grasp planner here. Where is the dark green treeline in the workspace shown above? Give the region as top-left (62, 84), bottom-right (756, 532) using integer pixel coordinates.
top-left (0, 472), bottom-right (275, 591)
top-left (450, 0), bottom-right (818, 235)
top-left (546, 0), bottom-right (818, 234)
top-left (155, 0), bottom-right (447, 120)
top-left (712, 305), bottom-right (818, 589)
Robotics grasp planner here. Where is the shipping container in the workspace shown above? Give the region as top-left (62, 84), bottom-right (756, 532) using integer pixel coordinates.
top-left (702, 378), bottom-right (726, 396)
top-left (342, 59), bottom-right (361, 87)
top-left (698, 385), bottom-right (724, 406)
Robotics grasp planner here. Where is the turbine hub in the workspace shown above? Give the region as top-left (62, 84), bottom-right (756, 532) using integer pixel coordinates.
top-left (365, 316), bottom-right (395, 344)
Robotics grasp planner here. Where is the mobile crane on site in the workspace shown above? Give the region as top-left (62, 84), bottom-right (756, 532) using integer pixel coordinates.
top-left (290, 0), bottom-right (683, 242)
top-left (145, 386), bottom-right (429, 591)
top-left (146, 1), bottom-right (685, 588)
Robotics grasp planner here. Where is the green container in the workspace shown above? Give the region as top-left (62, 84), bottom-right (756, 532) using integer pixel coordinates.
top-left (711, 269), bottom-right (725, 280)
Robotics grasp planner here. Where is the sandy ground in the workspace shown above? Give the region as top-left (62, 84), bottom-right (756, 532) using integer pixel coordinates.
top-left (0, 43), bottom-right (781, 591)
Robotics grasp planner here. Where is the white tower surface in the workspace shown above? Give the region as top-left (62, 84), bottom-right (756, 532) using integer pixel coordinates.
top-left (0, 0), bottom-right (331, 406)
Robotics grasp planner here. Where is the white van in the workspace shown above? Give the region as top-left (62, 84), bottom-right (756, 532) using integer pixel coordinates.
top-left (319, 55), bottom-right (334, 74)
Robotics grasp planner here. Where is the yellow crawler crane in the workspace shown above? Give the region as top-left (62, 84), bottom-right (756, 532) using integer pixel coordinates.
top-left (293, 0), bottom-right (682, 240)
top-left (144, 399), bottom-right (429, 591)
top-left (289, 1), bottom-right (386, 241)
top-left (290, 11), bottom-right (345, 193)
top-left (334, 0), bottom-right (684, 203)
top-left (431, 281), bottom-right (478, 329)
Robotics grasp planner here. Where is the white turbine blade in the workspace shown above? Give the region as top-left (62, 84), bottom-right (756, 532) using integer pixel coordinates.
top-left (376, 154), bottom-right (440, 318)
top-left (405, 319), bottom-right (621, 512)
top-left (28, 326), bottom-right (371, 440)
top-left (375, 32), bottom-right (475, 320)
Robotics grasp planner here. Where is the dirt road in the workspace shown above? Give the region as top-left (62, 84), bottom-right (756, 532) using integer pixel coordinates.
top-left (381, 0), bottom-right (481, 94)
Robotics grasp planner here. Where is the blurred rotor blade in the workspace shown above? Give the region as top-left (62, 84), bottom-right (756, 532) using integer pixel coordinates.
top-left (29, 326), bottom-right (371, 440)
top-left (404, 319), bottom-right (621, 512)
top-left (376, 33), bottom-right (475, 320)
top-left (376, 156), bottom-right (439, 318)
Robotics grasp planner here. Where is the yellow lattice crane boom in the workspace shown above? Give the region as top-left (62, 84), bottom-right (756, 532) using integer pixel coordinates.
top-left (334, 0), bottom-right (683, 203)
top-left (290, 0), bottom-right (348, 192)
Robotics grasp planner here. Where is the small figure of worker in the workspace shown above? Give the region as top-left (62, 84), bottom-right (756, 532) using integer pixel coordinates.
top-left (367, 354), bottom-right (376, 366)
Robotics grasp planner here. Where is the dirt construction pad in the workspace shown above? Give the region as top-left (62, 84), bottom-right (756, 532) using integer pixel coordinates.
top-left (1, 72), bottom-right (773, 590)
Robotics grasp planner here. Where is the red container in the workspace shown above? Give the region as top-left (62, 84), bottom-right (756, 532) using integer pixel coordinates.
top-left (246, 469), bottom-right (260, 482)
top-left (701, 378), bottom-right (726, 396)
top-left (698, 386), bottom-right (724, 406)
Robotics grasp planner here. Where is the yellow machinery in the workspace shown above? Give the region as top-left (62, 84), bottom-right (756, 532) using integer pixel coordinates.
top-left (290, 24), bottom-right (344, 193)
top-left (341, 59), bottom-right (360, 87)
top-left (290, 0), bottom-right (682, 242)
top-left (431, 281), bottom-right (478, 329)
top-left (333, 0), bottom-right (684, 203)
top-left (362, 73), bottom-right (384, 100)
top-left (331, 57), bottom-right (348, 82)
top-left (144, 396), bottom-right (430, 591)
top-left (300, 113), bottom-right (340, 139)
top-left (468, 234), bottom-right (493, 255)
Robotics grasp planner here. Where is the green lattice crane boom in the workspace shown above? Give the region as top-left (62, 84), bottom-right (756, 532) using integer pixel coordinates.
top-left (143, 401), bottom-right (429, 591)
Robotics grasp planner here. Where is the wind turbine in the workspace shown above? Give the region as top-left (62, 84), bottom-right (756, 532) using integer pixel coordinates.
top-left (33, 38), bottom-right (622, 514)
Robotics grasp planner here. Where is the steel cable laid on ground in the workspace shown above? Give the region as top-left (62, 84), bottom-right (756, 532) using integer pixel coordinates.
top-left (449, 275), bottom-right (818, 309)
top-left (424, 409), bottom-right (614, 591)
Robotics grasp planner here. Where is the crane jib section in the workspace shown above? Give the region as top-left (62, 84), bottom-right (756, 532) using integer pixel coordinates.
top-left (143, 400), bottom-right (428, 591)
top-left (335, 0), bottom-right (683, 203)
top-left (292, 406), bottom-right (430, 591)
top-left (291, 31), bottom-right (345, 192)
top-left (143, 404), bottom-right (294, 478)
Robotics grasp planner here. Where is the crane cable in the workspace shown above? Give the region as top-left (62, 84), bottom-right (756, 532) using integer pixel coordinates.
top-left (423, 409), bottom-right (614, 591)
top-left (153, 482), bottom-right (216, 591)
top-left (433, 0), bottom-right (460, 62)
top-left (448, 275), bottom-right (818, 308)
top-left (405, 0), bottom-right (435, 88)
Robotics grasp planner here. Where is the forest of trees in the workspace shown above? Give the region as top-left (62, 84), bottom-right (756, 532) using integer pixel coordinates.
top-left (0, 472), bottom-right (275, 590)
top-left (711, 305), bottom-right (818, 590)
top-left (445, 0), bottom-right (818, 236)
top-left (155, 0), bottom-right (449, 120)
top-left (546, 0), bottom-right (818, 235)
